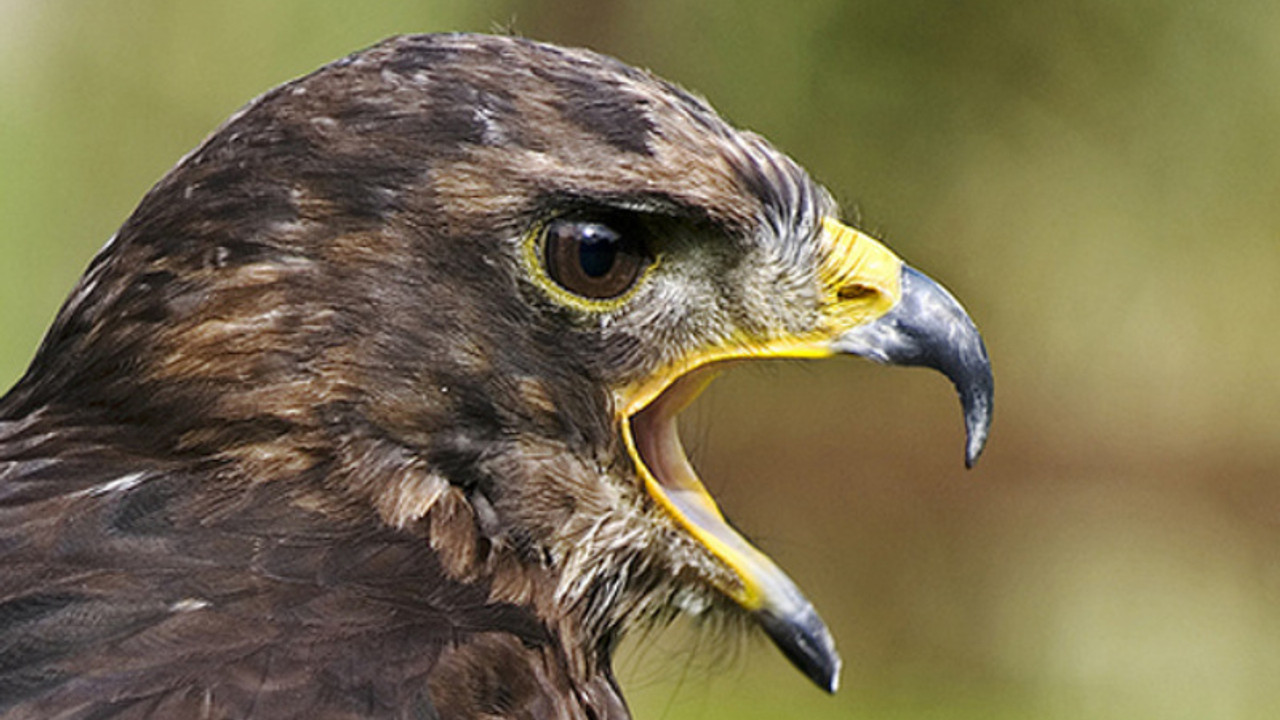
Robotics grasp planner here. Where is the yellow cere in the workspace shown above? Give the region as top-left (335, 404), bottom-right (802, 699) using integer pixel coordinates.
top-left (817, 217), bottom-right (902, 330)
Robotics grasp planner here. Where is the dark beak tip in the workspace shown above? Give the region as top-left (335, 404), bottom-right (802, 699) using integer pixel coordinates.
top-left (806, 650), bottom-right (841, 695)
top-left (755, 606), bottom-right (842, 694)
top-left (961, 367), bottom-right (994, 469)
top-left (964, 408), bottom-right (992, 468)
top-left (791, 641), bottom-right (842, 695)
top-left (824, 665), bottom-right (842, 694)
top-left (965, 438), bottom-right (983, 469)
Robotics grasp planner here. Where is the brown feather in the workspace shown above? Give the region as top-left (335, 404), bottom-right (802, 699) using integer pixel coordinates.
top-left (0, 33), bottom-right (835, 718)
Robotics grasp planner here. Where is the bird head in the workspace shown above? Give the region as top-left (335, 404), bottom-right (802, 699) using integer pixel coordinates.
top-left (9, 34), bottom-right (991, 694)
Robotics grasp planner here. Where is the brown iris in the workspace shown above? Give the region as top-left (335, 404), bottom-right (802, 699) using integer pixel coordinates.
top-left (543, 217), bottom-right (650, 300)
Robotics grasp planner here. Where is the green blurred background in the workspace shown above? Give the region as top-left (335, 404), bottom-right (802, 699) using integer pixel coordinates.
top-left (2, 1), bottom-right (1278, 717)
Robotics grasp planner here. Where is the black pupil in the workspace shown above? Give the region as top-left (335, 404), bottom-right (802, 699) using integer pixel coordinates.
top-left (577, 225), bottom-right (618, 278)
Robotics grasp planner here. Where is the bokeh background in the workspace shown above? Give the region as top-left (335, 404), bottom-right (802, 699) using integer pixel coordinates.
top-left (2, 1), bottom-right (1278, 718)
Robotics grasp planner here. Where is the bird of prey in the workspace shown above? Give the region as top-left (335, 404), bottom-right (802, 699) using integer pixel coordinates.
top-left (0, 34), bottom-right (992, 719)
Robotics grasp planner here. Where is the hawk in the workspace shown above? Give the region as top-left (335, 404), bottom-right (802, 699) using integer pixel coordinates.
top-left (0, 34), bottom-right (992, 719)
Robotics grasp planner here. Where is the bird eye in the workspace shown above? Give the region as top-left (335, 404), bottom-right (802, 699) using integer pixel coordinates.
top-left (542, 217), bottom-right (651, 300)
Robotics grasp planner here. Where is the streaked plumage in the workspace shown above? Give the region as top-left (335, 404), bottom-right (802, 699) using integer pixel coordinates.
top-left (0, 34), bottom-right (991, 719)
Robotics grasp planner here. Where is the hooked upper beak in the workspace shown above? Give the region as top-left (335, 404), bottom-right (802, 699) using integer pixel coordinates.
top-left (835, 263), bottom-right (994, 467)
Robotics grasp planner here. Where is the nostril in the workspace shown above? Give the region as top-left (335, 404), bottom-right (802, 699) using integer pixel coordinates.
top-left (838, 284), bottom-right (876, 301)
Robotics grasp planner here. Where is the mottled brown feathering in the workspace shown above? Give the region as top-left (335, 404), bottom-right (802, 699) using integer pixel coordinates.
top-left (0, 31), bottom-right (1000, 720)
top-left (0, 34), bottom-right (836, 719)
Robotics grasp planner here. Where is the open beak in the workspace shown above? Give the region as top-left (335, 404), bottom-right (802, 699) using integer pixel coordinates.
top-left (618, 217), bottom-right (993, 693)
